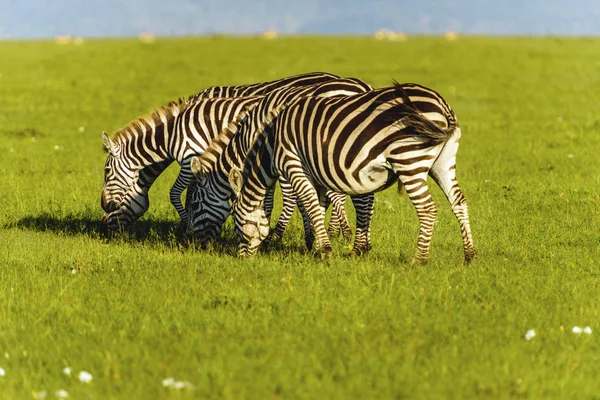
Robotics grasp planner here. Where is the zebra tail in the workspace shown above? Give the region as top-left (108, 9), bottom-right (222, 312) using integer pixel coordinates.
top-left (397, 108), bottom-right (457, 144)
top-left (391, 81), bottom-right (458, 144)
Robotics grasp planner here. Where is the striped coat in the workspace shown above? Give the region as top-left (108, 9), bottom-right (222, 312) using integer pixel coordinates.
top-left (228, 83), bottom-right (475, 264)
top-left (100, 72), bottom-right (340, 231)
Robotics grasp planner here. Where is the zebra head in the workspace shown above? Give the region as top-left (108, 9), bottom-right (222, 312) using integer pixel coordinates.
top-left (185, 183), bottom-right (228, 242)
top-left (228, 167), bottom-right (269, 257)
top-left (101, 132), bottom-right (143, 229)
top-left (187, 156), bottom-right (232, 242)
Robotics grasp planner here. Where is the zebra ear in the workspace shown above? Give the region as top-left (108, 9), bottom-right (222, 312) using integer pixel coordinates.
top-left (228, 167), bottom-right (244, 197)
top-left (190, 156), bottom-right (205, 182)
top-left (102, 132), bottom-right (118, 155)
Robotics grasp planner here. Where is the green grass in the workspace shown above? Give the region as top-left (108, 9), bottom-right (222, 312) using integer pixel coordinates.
top-left (0, 35), bottom-right (599, 399)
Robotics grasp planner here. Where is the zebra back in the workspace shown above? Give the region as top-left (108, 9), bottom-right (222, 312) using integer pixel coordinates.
top-left (189, 72), bottom-right (340, 100)
top-left (196, 78), bottom-right (373, 178)
top-left (237, 84), bottom-right (456, 196)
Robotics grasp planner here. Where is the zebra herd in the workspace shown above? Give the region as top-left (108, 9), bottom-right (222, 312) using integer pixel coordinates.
top-left (100, 72), bottom-right (475, 264)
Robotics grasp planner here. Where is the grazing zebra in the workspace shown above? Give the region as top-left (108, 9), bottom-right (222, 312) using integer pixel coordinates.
top-left (100, 72), bottom-right (340, 230)
top-left (186, 77), bottom-right (372, 245)
top-left (227, 83), bottom-right (475, 264)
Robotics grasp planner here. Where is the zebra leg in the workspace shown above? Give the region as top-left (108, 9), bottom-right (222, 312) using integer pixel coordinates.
top-left (287, 174), bottom-right (331, 258)
top-left (326, 191), bottom-right (352, 241)
top-left (269, 178), bottom-right (297, 243)
top-left (325, 192), bottom-right (339, 236)
top-left (429, 130), bottom-right (475, 264)
top-left (349, 193), bottom-right (375, 256)
top-left (264, 185), bottom-right (275, 223)
top-left (397, 173), bottom-right (437, 265)
top-left (296, 197), bottom-right (315, 251)
top-left (169, 168), bottom-right (191, 227)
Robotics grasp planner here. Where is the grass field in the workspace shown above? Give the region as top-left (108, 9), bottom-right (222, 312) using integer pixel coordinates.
top-left (0, 35), bottom-right (599, 399)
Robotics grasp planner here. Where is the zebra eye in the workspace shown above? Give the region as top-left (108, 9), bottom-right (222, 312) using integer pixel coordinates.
top-left (104, 167), bottom-right (111, 175)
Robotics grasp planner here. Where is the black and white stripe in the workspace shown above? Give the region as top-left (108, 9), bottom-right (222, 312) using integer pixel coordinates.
top-left (188, 72), bottom-right (339, 100)
top-left (228, 83), bottom-right (475, 264)
top-left (187, 78), bottom-right (372, 244)
top-left (100, 72), bottom-right (340, 231)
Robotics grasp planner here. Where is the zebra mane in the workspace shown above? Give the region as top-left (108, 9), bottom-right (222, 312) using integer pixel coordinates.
top-left (196, 105), bottom-right (255, 169)
top-left (110, 96), bottom-right (193, 142)
top-left (198, 101), bottom-right (288, 170)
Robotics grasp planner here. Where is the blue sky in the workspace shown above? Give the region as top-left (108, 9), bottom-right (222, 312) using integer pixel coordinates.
top-left (0, 0), bottom-right (599, 38)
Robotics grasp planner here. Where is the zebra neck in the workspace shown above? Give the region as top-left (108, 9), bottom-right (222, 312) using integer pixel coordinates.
top-left (122, 115), bottom-right (173, 169)
top-left (239, 132), bottom-right (277, 208)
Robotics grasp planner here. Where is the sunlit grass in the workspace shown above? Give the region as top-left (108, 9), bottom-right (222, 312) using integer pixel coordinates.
top-left (0, 36), bottom-right (599, 399)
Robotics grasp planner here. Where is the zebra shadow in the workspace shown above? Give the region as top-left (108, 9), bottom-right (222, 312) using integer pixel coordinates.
top-left (8, 213), bottom-right (185, 247)
top-left (8, 213), bottom-right (318, 256)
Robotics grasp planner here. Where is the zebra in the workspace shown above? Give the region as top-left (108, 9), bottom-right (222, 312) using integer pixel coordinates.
top-left (188, 82), bottom-right (460, 256)
top-left (100, 72), bottom-right (340, 231)
top-left (186, 77), bottom-right (373, 246)
top-left (226, 83), bottom-right (475, 264)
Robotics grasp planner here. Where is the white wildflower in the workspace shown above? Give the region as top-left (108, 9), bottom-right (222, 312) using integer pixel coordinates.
top-left (567, 154), bottom-right (574, 159)
top-left (174, 381), bottom-right (194, 389)
top-left (572, 326), bottom-right (582, 334)
top-left (0, 367), bottom-right (5, 376)
top-left (53, 145), bottom-right (62, 151)
top-left (557, 117), bottom-right (563, 123)
top-left (71, 269), bottom-right (77, 275)
top-left (78, 370), bottom-right (92, 383)
top-left (55, 389), bottom-right (69, 399)
top-left (162, 377), bottom-right (175, 387)
top-left (34, 390), bottom-right (47, 399)
top-left (162, 377), bottom-right (194, 389)
top-left (584, 326), bottom-right (592, 334)
top-left (524, 329), bottom-right (535, 340)
top-left (78, 126), bottom-right (85, 133)
top-left (63, 367), bottom-right (72, 375)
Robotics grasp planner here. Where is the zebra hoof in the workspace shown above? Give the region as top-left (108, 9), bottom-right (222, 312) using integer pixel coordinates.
top-left (327, 227), bottom-right (340, 238)
top-left (349, 246), bottom-right (369, 257)
top-left (264, 233), bottom-right (282, 247)
top-left (314, 248), bottom-right (332, 261)
top-left (304, 239), bottom-right (315, 252)
top-left (410, 256), bottom-right (428, 266)
top-left (464, 249), bottom-right (476, 265)
top-left (342, 230), bottom-right (353, 242)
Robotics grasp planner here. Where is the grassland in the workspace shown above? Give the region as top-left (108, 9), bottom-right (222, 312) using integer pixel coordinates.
top-left (0, 35), bottom-right (599, 399)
